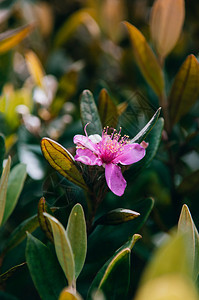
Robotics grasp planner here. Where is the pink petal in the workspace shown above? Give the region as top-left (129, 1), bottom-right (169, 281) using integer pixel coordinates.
top-left (75, 148), bottom-right (103, 166)
top-left (105, 164), bottom-right (126, 196)
top-left (73, 135), bottom-right (98, 153)
top-left (113, 143), bottom-right (145, 165)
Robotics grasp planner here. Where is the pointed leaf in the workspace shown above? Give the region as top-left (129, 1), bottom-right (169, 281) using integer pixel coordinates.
top-left (41, 138), bottom-right (88, 190)
top-left (98, 88), bottom-right (118, 128)
top-left (130, 107), bottom-right (161, 144)
top-left (25, 50), bottom-right (45, 87)
top-left (0, 24), bottom-right (34, 54)
top-left (43, 213), bottom-right (75, 286)
top-left (3, 215), bottom-right (39, 253)
top-left (178, 204), bottom-right (199, 279)
top-left (2, 163), bottom-right (27, 225)
top-left (0, 156), bottom-right (11, 226)
top-left (87, 234), bottom-right (141, 300)
top-left (80, 90), bottom-right (102, 135)
top-left (150, 0), bottom-right (185, 58)
top-left (0, 263), bottom-right (26, 284)
top-left (66, 204), bottom-right (87, 279)
top-left (141, 234), bottom-right (193, 285)
top-left (169, 54), bottom-right (199, 125)
top-left (38, 197), bottom-right (53, 243)
top-left (0, 135), bottom-right (5, 177)
top-left (123, 21), bottom-right (164, 97)
top-left (94, 208), bottom-right (140, 226)
top-left (26, 233), bottom-right (67, 300)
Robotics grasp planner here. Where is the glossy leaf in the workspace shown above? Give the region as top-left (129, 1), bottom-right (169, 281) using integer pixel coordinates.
top-left (178, 204), bottom-right (199, 279)
top-left (0, 262), bottom-right (26, 284)
top-left (37, 197), bottom-right (53, 243)
top-left (2, 163), bottom-right (27, 225)
top-left (80, 89), bottom-right (102, 135)
top-left (87, 198), bottom-right (154, 263)
top-left (66, 204), bottom-right (87, 279)
top-left (141, 234), bottom-right (193, 285)
top-left (25, 51), bottom-right (45, 87)
top-left (169, 54), bottom-right (199, 125)
top-left (59, 287), bottom-right (83, 300)
top-left (123, 21), bottom-right (164, 97)
top-left (98, 88), bottom-right (118, 128)
top-left (135, 275), bottom-right (199, 300)
top-left (43, 213), bottom-right (75, 286)
top-left (94, 208), bottom-right (140, 226)
top-left (3, 215), bottom-right (39, 253)
top-left (0, 135), bottom-right (5, 177)
top-left (150, 0), bottom-right (185, 58)
top-left (87, 234), bottom-right (141, 300)
top-left (55, 9), bottom-right (99, 48)
top-left (41, 138), bottom-right (88, 190)
top-left (0, 24), bottom-right (34, 54)
top-left (26, 233), bottom-right (67, 300)
top-left (130, 107), bottom-right (161, 144)
top-left (0, 156), bottom-right (11, 226)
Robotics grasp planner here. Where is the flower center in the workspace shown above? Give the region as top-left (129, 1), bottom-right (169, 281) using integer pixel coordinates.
top-left (97, 127), bottom-right (129, 164)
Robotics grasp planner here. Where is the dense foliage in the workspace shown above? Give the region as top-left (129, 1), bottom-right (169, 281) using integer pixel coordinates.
top-left (0, 0), bottom-right (198, 299)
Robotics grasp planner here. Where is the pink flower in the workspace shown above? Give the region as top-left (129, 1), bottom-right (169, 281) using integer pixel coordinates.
top-left (73, 126), bottom-right (146, 196)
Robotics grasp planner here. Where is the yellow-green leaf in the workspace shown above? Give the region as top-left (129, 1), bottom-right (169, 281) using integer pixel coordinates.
top-left (25, 50), bottom-right (45, 87)
top-left (135, 275), bottom-right (199, 300)
top-left (0, 24), bottom-right (34, 54)
top-left (66, 204), bottom-right (87, 279)
top-left (59, 287), bottom-right (83, 300)
top-left (178, 204), bottom-right (199, 279)
top-left (0, 156), bottom-right (11, 226)
top-left (98, 88), bottom-right (118, 128)
top-left (123, 21), bottom-right (164, 98)
top-left (169, 54), bottom-right (199, 125)
top-left (150, 0), bottom-right (185, 58)
top-left (41, 138), bottom-right (88, 190)
top-left (43, 213), bottom-right (75, 286)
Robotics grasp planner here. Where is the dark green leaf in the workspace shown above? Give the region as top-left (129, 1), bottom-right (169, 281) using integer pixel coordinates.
top-left (177, 170), bottom-right (199, 195)
top-left (130, 108), bottom-right (161, 144)
top-left (98, 88), bottom-right (118, 128)
top-left (0, 262), bottom-right (26, 284)
top-left (80, 90), bottom-right (102, 135)
top-left (94, 208), bottom-right (140, 226)
top-left (38, 197), bottom-right (54, 243)
top-left (26, 233), bottom-right (67, 300)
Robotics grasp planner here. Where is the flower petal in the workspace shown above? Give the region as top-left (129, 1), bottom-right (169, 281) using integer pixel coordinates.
top-left (113, 143), bottom-right (145, 165)
top-left (105, 164), bottom-right (126, 196)
top-left (88, 134), bottom-right (102, 144)
top-left (75, 148), bottom-right (103, 166)
top-left (73, 134), bottom-right (98, 153)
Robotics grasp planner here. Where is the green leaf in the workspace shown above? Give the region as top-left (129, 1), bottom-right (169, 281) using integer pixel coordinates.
top-left (26, 233), bottom-right (67, 300)
top-left (178, 204), bottom-right (199, 279)
top-left (43, 213), bottom-right (75, 286)
top-left (0, 262), bottom-right (26, 284)
top-left (169, 54), bottom-right (199, 125)
top-left (2, 163), bottom-right (27, 225)
top-left (41, 138), bottom-right (88, 190)
top-left (87, 198), bottom-right (153, 263)
top-left (87, 234), bottom-right (141, 300)
top-left (130, 108), bottom-right (161, 144)
top-left (0, 135), bottom-right (5, 177)
top-left (0, 156), bottom-right (11, 226)
top-left (98, 88), bottom-right (118, 128)
top-left (123, 21), bottom-right (164, 98)
top-left (66, 204), bottom-right (87, 279)
top-left (177, 170), bottom-right (199, 196)
top-left (94, 208), bottom-right (140, 226)
top-left (80, 89), bottom-right (102, 135)
top-left (37, 197), bottom-right (54, 243)
top-left (3, 215), bottom-right (39, 253)
top-left (141, 234), bottom-right (193, 285)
